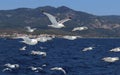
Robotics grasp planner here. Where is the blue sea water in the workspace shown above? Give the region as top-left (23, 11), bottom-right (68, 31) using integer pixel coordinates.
top-left (0, 38), bottom-right (120, 75)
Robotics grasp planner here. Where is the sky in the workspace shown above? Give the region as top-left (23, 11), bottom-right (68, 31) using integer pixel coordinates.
top-left (0, 0), bottom-right (120, 15)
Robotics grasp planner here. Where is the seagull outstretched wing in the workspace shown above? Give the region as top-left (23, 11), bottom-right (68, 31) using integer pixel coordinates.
top-left (2, 68), bottom-right (12, 72)
top-left (58, 17), bottom-right (71, 24)
top-left (26, 26), bottom-right (31, 30)
top-left (33, 28), bottom-right (36, 30)
top-left (16, 36), bottom-right (31, 43)
top-left (42, 12), bottom-right (58, 25)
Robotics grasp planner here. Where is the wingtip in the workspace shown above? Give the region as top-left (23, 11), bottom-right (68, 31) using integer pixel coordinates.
top-left (69, 17), bottom-right (72, 19)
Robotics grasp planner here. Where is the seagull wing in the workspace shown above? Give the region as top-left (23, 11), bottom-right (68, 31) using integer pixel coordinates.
top-left (21, 36), bottom-right (31, 43)
top-left (26, 26), bottom-right (31, 30)
top-left (58, 18), bottom-right (71, 24)
top-left (38, 67), bottom-right (43, 70)
top-left (26, 26), bottom-right (32, 32)
top-left (2, 68), bottom-right (12, 72)
top-left (51, 67), bottom-right (57, 70)
top-left (43, 12), bottom-right (58, 25)
top-left (61, 69), bottom-right (66, 75)
top-left (33, 28), bottom-right (37, 30)
top-left (51, 67), bottom-right (66, 75)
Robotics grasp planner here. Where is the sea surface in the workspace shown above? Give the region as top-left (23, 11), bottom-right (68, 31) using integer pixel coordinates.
top-left (0, 38), bottom-right (120, 75)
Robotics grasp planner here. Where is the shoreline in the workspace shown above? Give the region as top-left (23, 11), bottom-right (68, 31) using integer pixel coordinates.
top-left (0, 33), bottom-right (120, 39)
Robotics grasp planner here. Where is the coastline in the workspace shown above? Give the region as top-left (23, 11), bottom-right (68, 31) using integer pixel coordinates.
top-left (0, 33), bottom-right (120, 39)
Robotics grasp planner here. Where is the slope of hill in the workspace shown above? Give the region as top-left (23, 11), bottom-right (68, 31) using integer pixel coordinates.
top-left (0, 6), bottom-right (120, 37)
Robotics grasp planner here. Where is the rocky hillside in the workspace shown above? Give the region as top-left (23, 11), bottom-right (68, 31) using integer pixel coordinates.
top-left (0, 6), bottom-right (120, 37)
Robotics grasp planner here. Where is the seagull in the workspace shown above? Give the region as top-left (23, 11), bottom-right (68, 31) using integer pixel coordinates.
top-left (72, 26), bottom-right (88, 31)
top-left (31, 50), bottom-right (47, 57)
top-left (42, 11), bottom-right (71, 28)
top-left (28, 66), bottom-right (43, 72)
top-left (63, 35), bottom-right (78, 40)
top-left (50, 67), bottom-right (66, 75)
top-left (4, 63), bottom-right (19, 69)
top-left (37, 36), bottom-right (53, 42)
top-left (19, 46), bottom-right (26, 51)
top-left (16, 36), bottom-right (38, 45)
top-left (102, 57), bottom-right (119, 62)
top-left (25, 26), bottom-right (36, 33)
top-left (110, 47), bottom-right (120, 52)
top-left (82, 47), bottom-right (94, 51)
top-left (42, 64), bottom-right (47, 67)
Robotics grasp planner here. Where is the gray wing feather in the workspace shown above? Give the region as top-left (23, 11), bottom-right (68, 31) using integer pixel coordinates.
top-left (58, 18), bottom-right (71, 24)
top-left (43, 12), bottom-right (58, 25)
top-left (26, 26), bottom-right (31, 30)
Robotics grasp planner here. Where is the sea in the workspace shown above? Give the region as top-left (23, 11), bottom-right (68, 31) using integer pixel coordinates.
top-left (0, 38), bottom-right (120, 75)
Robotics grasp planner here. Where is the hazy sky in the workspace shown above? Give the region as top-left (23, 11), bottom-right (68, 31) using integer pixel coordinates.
top-left (0, 0), bottom-right (120, 15)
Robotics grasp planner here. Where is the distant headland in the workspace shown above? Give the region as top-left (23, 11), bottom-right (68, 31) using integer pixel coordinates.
top-left (0, 6), bottom-right (120, 38)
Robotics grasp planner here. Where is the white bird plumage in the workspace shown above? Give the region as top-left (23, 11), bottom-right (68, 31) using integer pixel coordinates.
top-left (63, 35), bottom-right (79, 40)
top-left (29, 66), bottom-right (43, 72)
top-left (37, 36), bottom-right (53, 42)
top-left (42, 64), bottom-right (47, 67)
top-left (110, 47), bottom-right (120, 52)
top-left (3, 63), bottom-right (19, 72)
top-left (26, 26), bottom-right (36, 33)
top-left (16, 36), bottom-right (38, 45)
top-left (82, 47), bottom-right (94, 51)
top-left (50, 67), bottom-right (66, 75)
top-left (102, 57), bottom-right (119, 62)
top-left (72, 26), bottom-right (88, 31)
top-left (42, 11), bottom-right (71, 28)
top-left (4, 63), bottom-right (19, 69)
top-left (31, 50), bottom-right (47, 57)
top-left (19, 46), bottom-right (26, 50)
top-left (2, 68), bottom-right (12, 72)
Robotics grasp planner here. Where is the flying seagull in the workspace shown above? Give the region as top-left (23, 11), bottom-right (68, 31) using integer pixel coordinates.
top-left (42, 11), bottom-right (71, 28)
top-left (31, 50), bottom-right (47, 57)
top-left (15, 36), bottom-right (38, 45)
top-left (110, 47), bottom-right (120, 52)
top-left (72, 26), bottom-right (88, 31)
top-left (82, 47), bottom-right (94, 51)
top-left (25, 26), bottom-right (36, 33)
top-left (102, 57), bottom-right (119, 62)
top-left (62, 35), bottom-right (79, 40)
top-left (28, 66), bottom-right (43, 72)
top-left (4, 63), bottom-right (19, 69)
